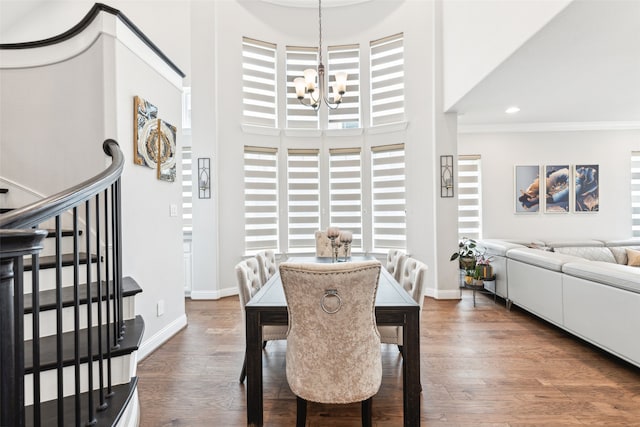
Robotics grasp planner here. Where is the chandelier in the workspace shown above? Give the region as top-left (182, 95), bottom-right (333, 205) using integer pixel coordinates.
top-left (293, 0), bottom-right (348, 110)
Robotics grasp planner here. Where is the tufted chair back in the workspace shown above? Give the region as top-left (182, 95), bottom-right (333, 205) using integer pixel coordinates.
top-left (397, 257), bottom-right (428, 310)
top-left (235, 257), bottom-right (263, 309)
top-left (256, 250), bottom-right (277, 285)
top-left (279, 260), bottom-right (382, 422)
top-left (386, 249), bottom-right (408, 282)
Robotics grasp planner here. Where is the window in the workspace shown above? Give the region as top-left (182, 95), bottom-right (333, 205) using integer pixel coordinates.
top-left (242, 37), bottom-right (278, 128)
top-left (181, 146), bottom-right (192, 233)
top-left (287, 149), bottom-right (321, 252)
top-left (371, 144), bottom-right (406, 251)
top-left (328, 44), bottom-right (360, 129)
top-left (286, 46), bottom-right (319, 129)
top-left (457, 155), bottom-right (482, 240)
top-left (329, 148), bottom-right (362, 250)
top-left (370, 33), bottom-right (404, 127)
top-left (182, 87), bottom-right (192, 131)
top-left (632, 151), bottom-right (640, 237)
top-left (244, 146), bottom-right (279, 253)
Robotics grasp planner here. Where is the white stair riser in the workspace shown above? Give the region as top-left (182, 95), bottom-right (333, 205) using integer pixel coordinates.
top-left (24, 297), bottom-right (136, 340)
top-left (24, 352), bottom-right (138, 406)
top-left (23, 264), bottom-right (100, 293)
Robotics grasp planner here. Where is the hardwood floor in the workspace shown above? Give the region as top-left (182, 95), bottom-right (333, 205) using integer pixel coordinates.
top-left (137, 290), bottom-right (640, 426)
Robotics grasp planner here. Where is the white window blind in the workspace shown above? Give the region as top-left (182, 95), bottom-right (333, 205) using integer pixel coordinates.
top-left (242, 37), bottom-right (277, 128)
top-left (328, 44), bottom-right (360, 129)
top-left (371, 144), bottom-right (406, 251)
top-left (182, 87), bottom-right (192, 131)
top-left (329, 148), bottom-right (362, 250)
top-left (632, 151), bottom-right (640, 237)
top-left (286, 46), bottom-right (319, 129)
top-left (457, 155), bottom-right (482, 240)
top-left (244, 146), bottom-right (279, 253)
top-left (370, 33), bottom-right (404, 127)
top-left (287, 149), bottom-right (321, 252)
top-left (182, 146), bottom-right (192, 233)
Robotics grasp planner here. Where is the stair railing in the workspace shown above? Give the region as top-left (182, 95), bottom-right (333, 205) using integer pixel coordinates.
top-left (0, 139), bottom-right (125, 427)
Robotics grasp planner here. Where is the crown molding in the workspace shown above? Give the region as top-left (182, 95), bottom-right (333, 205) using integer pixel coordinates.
top-left (458, 121), bottom-right (640, 134)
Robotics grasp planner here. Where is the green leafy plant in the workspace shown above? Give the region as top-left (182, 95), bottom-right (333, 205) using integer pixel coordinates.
top-left (450, 237), bottom-right (478, 270)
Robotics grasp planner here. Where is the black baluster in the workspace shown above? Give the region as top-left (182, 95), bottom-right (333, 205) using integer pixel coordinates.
top-left (104, 188), bottom-right (113, 396)
top-left (85, 201), bottom-right (97, 425)
top-left (95, 195), bottom-right (107, 410)
top-left (73, 208), bottom-right (81, 425)
top-left (110, 185), bottom-right (120, 350)
top-left (55, 217), bottom-right (64, 427)
top-left (31, 246), bottom-right (41, 426)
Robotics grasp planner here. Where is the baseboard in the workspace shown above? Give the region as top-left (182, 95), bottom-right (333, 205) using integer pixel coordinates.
top-left (137, 314), bottom-right (187, 361)
top-left (189, 286), bottom-right (237, 300)
top-left (432, 288), bottom-right (462, 300)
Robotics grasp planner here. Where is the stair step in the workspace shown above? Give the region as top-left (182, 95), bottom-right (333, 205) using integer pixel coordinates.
top-left (24, 252), bottom-right (98, 271)
top-left (24, 276), bottom-right (142, 314)
top-left (25, 315), bottom-right (145, 374)
top-left (25, 377), bottom-right (138, 427)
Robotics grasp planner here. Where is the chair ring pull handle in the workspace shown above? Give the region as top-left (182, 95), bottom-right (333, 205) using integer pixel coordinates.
top-left (320, 289), bottom-right (342, 314)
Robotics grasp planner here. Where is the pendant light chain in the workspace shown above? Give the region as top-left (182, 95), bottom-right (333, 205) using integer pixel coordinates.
top-left (318, 0), bottom-right (323, 65)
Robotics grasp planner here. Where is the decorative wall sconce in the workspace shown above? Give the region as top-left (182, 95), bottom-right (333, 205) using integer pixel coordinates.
top-left (198, 158), bottom-right (211, 199)
top-left (440, 155), bottom-right (454, 198)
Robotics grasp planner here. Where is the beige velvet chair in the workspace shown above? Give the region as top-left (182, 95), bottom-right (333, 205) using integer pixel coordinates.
top-left (386, 249), bottom-right (408, 282)
top-left (279, 260), bottom-right (382, 426)
top-left (255, 249), bottom-right (277, 285)
top-left (314, 230), bottom-right (351, 258)
top-left (235, 257), bottom-right (288, 383)
top-left (378, 257), bottom-right (428, 349)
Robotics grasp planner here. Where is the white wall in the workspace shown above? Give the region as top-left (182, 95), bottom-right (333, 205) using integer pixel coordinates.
top-left (442, 0), bottom-right (571, 111)
top-left (459, 129), bottom-right (640, 241)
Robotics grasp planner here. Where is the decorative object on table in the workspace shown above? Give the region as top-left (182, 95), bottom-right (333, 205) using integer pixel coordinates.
top-left (440, 155), bottom-right (454, 198)
top-left (463, 269), bottom-right (474, 286)
top-left (132, 95), bottom-right (177, 182)
top-left (574, 164), bottom-right (599, 212)
top-left (198, 157), bottom-right (211, 199)
top-left (450, 237), bottom-right (477, 271)
top-left (515, 165), bottom-right (541, 213)
top-left (544, 165), bottom-right (570, 213)
top-left (338, 230), bottom-right (352, 262)
top-left (326, 226), bottom-right (341, 263)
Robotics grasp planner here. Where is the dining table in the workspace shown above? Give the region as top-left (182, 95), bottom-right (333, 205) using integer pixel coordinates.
top-left (244, 256), bottom-right (421, 426)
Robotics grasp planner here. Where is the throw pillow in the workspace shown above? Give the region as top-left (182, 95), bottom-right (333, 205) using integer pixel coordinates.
top-left (626, 248), bottom-right (640, 267)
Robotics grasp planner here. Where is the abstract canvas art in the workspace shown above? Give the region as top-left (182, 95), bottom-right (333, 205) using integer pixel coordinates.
top-left (515, 165), bottom-right (541, 213)
top-left (544, 165), bottom-right (570, 213)
top-left (575, 164), bottom-right (599, 212)
top-left (133, 96), bottom-right (177, 182)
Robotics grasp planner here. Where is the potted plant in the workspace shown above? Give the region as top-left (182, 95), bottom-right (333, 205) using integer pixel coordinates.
top-left (463, 268), bottom-right (475, 286)
top-left (475, 249), bottom-right (493, 279)
top-left (450, 237), bottom-right (477, 270)
top-left (472, 266), bottom-right (484, 287)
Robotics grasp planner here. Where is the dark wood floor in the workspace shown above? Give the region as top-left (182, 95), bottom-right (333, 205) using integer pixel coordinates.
top-left (137, 290), bottom-right (640, 426)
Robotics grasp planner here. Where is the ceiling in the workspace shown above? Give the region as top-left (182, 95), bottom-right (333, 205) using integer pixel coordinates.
top-left (450, 0), bottom-right (640, 128)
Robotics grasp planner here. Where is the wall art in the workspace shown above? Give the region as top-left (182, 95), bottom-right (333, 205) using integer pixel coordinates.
top-left (575, 164), bottom-right (599, 212)
top-left (133, 96), bottom-right (177, 182)
top-left (543, 164), bottom-right (570, 213)
top-left (515, 165), bottom-right (541, 213)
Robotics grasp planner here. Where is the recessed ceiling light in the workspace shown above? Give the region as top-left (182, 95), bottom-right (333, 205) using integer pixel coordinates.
top-left (505, 106), bottom-right (520, 114)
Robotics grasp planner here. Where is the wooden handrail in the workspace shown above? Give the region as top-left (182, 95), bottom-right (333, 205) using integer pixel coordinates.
top-left (0, 139), bottom-right (123, 230)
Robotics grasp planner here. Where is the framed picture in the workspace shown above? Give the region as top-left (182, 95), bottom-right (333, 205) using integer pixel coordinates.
top-left (514, 165), bottom-right (541, 213)
top-left (543, 165), bottom-right (570, 213)
top-left (133, 96), bottom-right (158, 168)
top-left (575, 164), bottom-right (599, 212)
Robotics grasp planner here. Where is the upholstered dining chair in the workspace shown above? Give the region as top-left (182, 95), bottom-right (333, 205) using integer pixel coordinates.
top-left (386, 249), bottom-right (408, 282)
top-left (378, 257), bottom-right (428, 350)
top-left (279, 260), bottom-right (382, 427)
top-left (235, 257), bottom-right (288, 383)
top-left (255, 249), bottom-right (277, 285)
top-left (314, 230), bottom-right (351, 258)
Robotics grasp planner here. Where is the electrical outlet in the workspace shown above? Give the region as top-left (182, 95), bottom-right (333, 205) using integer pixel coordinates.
top-left (170, 204), bottom-right (178, 217)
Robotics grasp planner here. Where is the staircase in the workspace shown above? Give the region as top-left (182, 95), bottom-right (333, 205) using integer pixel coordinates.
top-left (0, 140), bottom-right (143, 427)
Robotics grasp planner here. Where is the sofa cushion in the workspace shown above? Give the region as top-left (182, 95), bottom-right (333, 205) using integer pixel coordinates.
top-left (542, 239), bottom-right (604, 248)
top-left (506, 248), bottom-right (585, 272)
top-left (605, 238), bottom-right (640, 247)
top-left (562, 261), bottom-right (640, 294)
top-left (554, 246), bottom-right (617, 264)
top-left (608, 247), bottom-right (629, 265)
top-left (627, 248), bottom-right (640, 267)
top-left (477, 239), bottom-right (526, 257)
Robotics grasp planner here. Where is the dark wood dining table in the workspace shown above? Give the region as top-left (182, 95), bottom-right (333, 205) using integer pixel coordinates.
top-left (244, 256), bottom-right (421, 426)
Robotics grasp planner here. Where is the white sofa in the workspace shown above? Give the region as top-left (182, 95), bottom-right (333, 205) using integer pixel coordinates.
top-left (477, 238), bottom-right (640, 368)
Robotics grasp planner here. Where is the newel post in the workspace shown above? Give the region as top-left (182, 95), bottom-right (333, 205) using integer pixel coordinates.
top-left (0, 229), bottom-right (47, 427)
